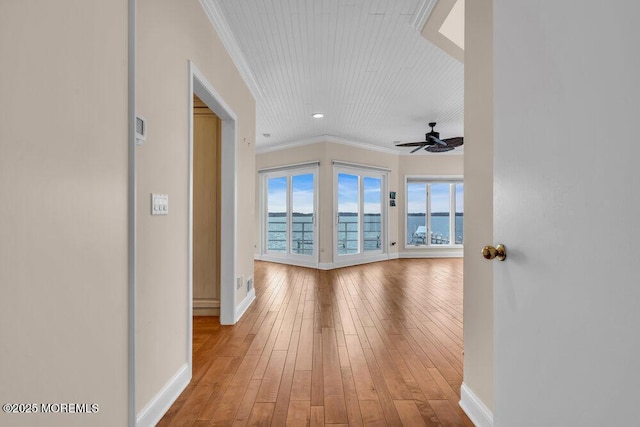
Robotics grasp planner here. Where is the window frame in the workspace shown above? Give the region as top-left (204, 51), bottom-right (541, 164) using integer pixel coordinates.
top-left (404, 175), bottom-right (464, 249)
top-left (333, 163), bottom-right (389, 264)
top-left (258, 162), bottom-right (320, 268)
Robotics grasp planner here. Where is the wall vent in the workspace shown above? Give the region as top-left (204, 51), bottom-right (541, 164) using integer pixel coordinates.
top-left (236, 276), bottom-right (243, 290)
top-left (247, 276), bottom-right (254, 292)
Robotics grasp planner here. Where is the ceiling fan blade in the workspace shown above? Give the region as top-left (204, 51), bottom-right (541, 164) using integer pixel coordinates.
top-left (395, 141), bottom-right (424, 147)
top-left (410, 145), bottom-right (425, 153)
top-left (442, 137), bottom-right (463, 147)
top-left (426, 145), bottom-right (455, 153)
top-left (427, 135), bottom-right (447, 146)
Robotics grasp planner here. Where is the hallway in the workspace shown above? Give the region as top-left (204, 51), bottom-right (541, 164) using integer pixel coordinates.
top-left (159, 259), bottom-right (471, 426)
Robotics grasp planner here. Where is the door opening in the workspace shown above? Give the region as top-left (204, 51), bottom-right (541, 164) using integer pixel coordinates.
top-left (192, 94), bottom-right (221, 316)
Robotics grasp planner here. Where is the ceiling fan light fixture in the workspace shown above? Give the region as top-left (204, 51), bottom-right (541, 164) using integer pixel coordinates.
top-left (312, 112), bottom-right (324, 119)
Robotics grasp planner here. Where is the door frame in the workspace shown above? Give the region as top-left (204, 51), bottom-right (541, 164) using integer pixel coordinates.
top-left (188, 62), bottom-right (237, 348)
top-left (332, 161), bottom-right (389, 268)
top-left (258, 162), bottom-right (320, 268)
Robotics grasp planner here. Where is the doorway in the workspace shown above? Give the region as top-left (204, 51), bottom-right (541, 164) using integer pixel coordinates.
top-left (192, 94), bottom-right (221, 316)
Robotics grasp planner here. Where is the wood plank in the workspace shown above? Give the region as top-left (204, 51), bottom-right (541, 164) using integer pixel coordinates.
top-left (285, 400), bottom-right (310, 426)
top-left (246, 402), bottom-right (274, 426)
top-left (256, 350), bottom-right (288, 402)
top-left (290, 370), bottom-right (312, 401)
top-left (394, 399), bottom-right (427, 426)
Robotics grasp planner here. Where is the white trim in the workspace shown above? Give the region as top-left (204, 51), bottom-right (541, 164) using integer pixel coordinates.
top-left (192, 298), bottom-right (220, 309)
top-left (189, 61), bottom-right (238, 328)
top-left (398, 250), bottom-right (463, 258)
top-left (332, 253), bottom-right (391, 269)
top-left (260, 165), bottom-right (320, 266)
top-left (406, 174), bottom-right (464, 181)
top-left (136, 363), bottom-right (190, 427)
top-left (333, 165), bottom-right (389, 265)
top-left (332, 160), bottom-right (391, 173)
top-left (256, 134), bottom-right (400, 155)
top-left (412, 0), bottom-right (438, 31)
top-left (258, 161), bottom-right (320, 174)
top-left (460, 383), bottom-right (494, 427)
top-left (198, 0), bottom-right (263, 103)
top-left (234, 288), bottom-right (256, 322)
top-left (318, 262), bottom-right (333, 270)
top-left (259, 254), bottom-right (319, 269)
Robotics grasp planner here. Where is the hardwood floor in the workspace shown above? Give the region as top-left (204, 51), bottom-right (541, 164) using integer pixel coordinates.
top-left (158, 259), bottom-right (471, 426)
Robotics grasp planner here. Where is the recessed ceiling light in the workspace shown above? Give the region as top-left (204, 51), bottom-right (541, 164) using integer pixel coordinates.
top-left (312, 113), bottom-right (324, 119)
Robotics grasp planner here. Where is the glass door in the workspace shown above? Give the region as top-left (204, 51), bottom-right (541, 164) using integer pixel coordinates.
top-left (266, 176), bottom-right (287, 254)
top-left (335, 167), bottom-right (386, 262)
top-left (263, 167), bottom-right (318, 266)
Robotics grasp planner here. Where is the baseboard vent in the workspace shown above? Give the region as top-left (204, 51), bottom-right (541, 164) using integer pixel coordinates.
top-left (247, 276), bottom-right (254, 292)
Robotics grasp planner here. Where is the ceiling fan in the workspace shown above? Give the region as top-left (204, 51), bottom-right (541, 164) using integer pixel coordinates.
top-left (395, 122), bottom-right (463, 153)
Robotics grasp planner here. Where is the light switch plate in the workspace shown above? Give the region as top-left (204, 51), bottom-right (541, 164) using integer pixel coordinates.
top-left (151, 193), bottom-right (168, 215)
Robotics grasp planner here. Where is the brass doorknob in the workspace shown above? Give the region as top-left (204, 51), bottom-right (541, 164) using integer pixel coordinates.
top-left (482, 244), bottom-right (507, 261)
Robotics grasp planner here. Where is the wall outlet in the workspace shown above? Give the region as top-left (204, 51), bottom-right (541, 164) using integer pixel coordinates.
top-left (236, 276), bottom-right (243, 290)
top-left (247, 276), bottom-right (253, 292)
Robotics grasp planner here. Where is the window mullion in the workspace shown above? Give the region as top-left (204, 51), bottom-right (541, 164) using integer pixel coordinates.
top-left (426, 184), bottom-right (431, 246)
top-left (450, 183), bottom-right (456, 246)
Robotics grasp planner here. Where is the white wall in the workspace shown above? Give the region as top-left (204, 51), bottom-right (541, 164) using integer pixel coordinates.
top-left (136, 0), bottom-right (255, 416)
top-left (256, 142), bottom-right (463, 266)
top-left (0, 1), bottom-right (129, 426)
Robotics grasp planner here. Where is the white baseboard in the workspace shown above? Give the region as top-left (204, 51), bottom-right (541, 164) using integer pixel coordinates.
top-left (332, 253), bottom-right (391, 269)
top-left (258, 254), bottom-right (319, 269)
top-left (459, 383), bottom-right (494, 427)
top-left (234, 287), bottom-right (256, 322)
top-left (136, 363), bottom-right (190, 427)
top-left (318, 262), bottom-right (333, 270)
top-left (398, 249), bottom-right (463, 258)
top-left (193, 298), bottom-right (220, 309)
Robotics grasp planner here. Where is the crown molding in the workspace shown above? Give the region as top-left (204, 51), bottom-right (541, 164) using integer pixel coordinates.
top-left (199, 0), bottom-right (263, 102)
top-left (412, 0), bottom-right (439, 32)
top-left (256, 134), bottom-right (401, 156)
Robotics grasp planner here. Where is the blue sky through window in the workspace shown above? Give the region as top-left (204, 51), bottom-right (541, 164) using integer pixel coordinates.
top-left (267, 174), bottom-right (315, 213)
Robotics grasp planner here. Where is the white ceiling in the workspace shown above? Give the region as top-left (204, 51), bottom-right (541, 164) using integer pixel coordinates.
top-left (202, 0), bottom-right (464, 154)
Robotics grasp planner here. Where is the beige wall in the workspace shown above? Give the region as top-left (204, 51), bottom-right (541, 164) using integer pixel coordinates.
top-left (0, 1), bottom-right (129, 426)
top-left (256, 142), bottom-right (463, 264)
top-left (463, 0), bottom-right (494, 412)
top-left (136, 0), bottom-right (255, 414)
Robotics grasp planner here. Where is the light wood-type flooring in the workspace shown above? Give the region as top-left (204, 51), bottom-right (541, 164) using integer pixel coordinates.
top-left (159, 258), bottom-right (471, 426)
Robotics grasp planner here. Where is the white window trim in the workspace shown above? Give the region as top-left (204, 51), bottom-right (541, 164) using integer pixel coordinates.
top-left (259, 163), bottom-right (320, 268)
top-left (333, 163), bottom-right (389, 266)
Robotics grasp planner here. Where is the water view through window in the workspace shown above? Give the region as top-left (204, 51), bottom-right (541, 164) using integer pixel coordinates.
top-left (267, 173), bottom-right (315, 256)
top-left (336, 172), bottom-right (384, 256)
top-left (406, 181), bottom-right (463, 246)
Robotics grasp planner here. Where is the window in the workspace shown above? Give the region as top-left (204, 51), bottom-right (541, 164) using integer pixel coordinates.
top-left (260, 163), bottom-right (319, 266)
top-left (334, 163), bottom-right (387, 261)
top-left (406, 178), bottom-right (463, 247)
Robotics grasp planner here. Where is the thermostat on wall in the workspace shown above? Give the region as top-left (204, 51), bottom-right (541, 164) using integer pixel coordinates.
top-left (136, 115), bottom-right (147, 146)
